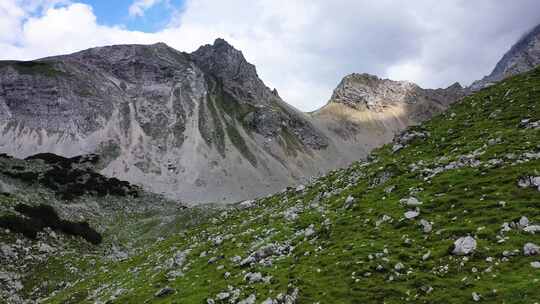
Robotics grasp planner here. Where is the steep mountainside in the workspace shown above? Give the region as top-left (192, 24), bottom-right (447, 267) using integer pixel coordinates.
top-left (312, 73), bottom-right (465, 152)
top-left (471, 23), bottom-right (540, 91)
top-left (0, 40), bottom-right (349, 204)
top-left (2, 63), bottom-right (539, 304)
top-left (0, 39), bottom-right (468, 204)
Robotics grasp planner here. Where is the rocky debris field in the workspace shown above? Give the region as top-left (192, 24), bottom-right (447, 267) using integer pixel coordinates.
top-left (1, 67), bottom-right (540, 303)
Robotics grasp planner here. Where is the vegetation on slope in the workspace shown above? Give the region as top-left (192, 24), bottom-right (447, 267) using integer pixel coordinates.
top-left (2, 67), bottom-right (540, 304)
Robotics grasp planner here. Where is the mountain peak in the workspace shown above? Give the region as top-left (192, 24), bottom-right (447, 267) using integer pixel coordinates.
top-left (191, 38), bottom-right (252, 76)
top-left (328, 73), bottom-right (420, 111)
top-left (212, 38), bottom-right (235, 49)
top-left (191, 39), bottom-right (276, 105)
top-left (471, 22), bottom-right (540, 91)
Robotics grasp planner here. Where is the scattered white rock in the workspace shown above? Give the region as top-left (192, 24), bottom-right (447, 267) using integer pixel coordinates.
top-left (400, 197), bottom-right (423, 207)
top-left (517, 176), bottom-right (540, 191)
top-left (404, 210), bottom-right (420, 220)
top-left (216, 292), bottom-right (230, 300)
top-left (519, 216), bottom-right (530, 227)
top-left (524, 225), bottom-right (540, 233)
top-left (420, 219), bottom-right (432, 233)
top-left (452, 236), bottom-right (477, 256)
top-left (531, 261), bottom-right (540, 269)
top-left (524, 243), bottom-right (540, 256)
top-left (244, 272), bottom-right (263, 283)
top-left (472, 292), bottom-right (481, 302)
top-left (238, 200), bottom-right (255, 209)
top-left (37, 242), bottom-right (55, 254)
top-left (238, 294), bottom-right (256, 304)
top-left (344, 195), bottom-right (356, 209)
top-left (0, 244), bottom-right (16, 258)
top-left (304, 224), bottom-right (316, 238)
top-left (283, 206), bottom-right (300, 221)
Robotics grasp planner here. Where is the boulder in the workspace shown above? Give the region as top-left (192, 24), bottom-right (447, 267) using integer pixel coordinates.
top-left (451, 236), bottom-right (476, 255)
top-left (244, 272), bottom-right (263, 283)
top-left (343, 195), bottom-right (356, 209)
top-left (420, 219), bottom-right (432, 233)
top-left (400, 197), bottom-right (423, 207)
top-left (238, 294), bottom-right (256, 304)
top-left (404, 210), bottom-right (420, 220)
top-left (524, 225), bottom-right (540, 233)
top-left (524, 243), bottom-right (540, 256)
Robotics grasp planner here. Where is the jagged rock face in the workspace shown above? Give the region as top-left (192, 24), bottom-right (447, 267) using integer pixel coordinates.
top-left (329, 73), bottom-right (463, 113)
top-left (192, 39), bottom-right (328, 150)
top-left (192, 38), bottom-right (272, 106)
top-left (330, 73), bottom-right (424, 111)
top-left (471, 23), bottom-right (540, 91)
top-left (312, 73), bottom-right (464, 150)
top-left (0, 40), bottom-right (339, 204)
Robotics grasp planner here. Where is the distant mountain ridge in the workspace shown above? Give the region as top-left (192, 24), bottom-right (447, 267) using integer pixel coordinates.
top-left (1, 22), bottom-right (539, 203)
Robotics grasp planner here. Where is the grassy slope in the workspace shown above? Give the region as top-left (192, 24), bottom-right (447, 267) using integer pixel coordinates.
top-left (30, 68), bottom-right (540, 303)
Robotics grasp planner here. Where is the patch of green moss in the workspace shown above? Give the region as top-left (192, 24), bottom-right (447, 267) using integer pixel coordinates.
top-left (0, 60), bottom-right (64, 77)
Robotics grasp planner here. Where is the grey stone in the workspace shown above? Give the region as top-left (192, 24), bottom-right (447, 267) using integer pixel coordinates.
top-left (524, 243), bottom-right (540, 256)
top-left (452, 236), bottom-right (477, 256)
top-left (154, 287), bottom-right (175, 297)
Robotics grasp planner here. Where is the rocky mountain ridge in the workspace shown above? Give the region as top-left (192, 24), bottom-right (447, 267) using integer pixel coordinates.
top-left (1, 21), bottom-right (540, 204)
top-left (471, 23), bottom-right (540, 91)
top-left (325, 73), bottom-right (463, 112)
top-left (0, 39), bottom-right (462, 204)
top-left (0, 40), bottom-right (340, 204)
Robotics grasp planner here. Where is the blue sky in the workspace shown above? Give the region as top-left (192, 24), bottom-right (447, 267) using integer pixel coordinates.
top-left (78, 0), bottom-right (185, 32)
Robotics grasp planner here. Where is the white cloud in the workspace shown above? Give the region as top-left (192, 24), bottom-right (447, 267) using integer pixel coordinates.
top-left (0, 1), bottom-right (25, 44)
top-left (128, 0), bottom-right (163, 17)
top-left (1, 0), bottom-right (540, 111)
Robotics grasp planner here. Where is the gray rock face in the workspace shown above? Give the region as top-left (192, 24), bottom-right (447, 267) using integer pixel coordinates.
top-left (312, 73), bottom-right (464, 158)
top-left (471, 23), bottom-right (540, 91)
top-left (0, 40), bottom-right (339, 204)
top-left (328, 73), bottom-right (463, 113)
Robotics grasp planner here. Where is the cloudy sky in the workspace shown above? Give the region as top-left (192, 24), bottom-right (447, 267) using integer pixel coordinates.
top-left (1, 0), bottom-right (539, 111)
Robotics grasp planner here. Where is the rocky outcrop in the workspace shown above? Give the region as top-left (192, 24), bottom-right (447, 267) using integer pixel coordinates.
top-left (327, 73), bottom-right (461, 112)
top-left (471, 23), bottom-right (540, 91)
top-left (312, 73), bottom-right (464, 153)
